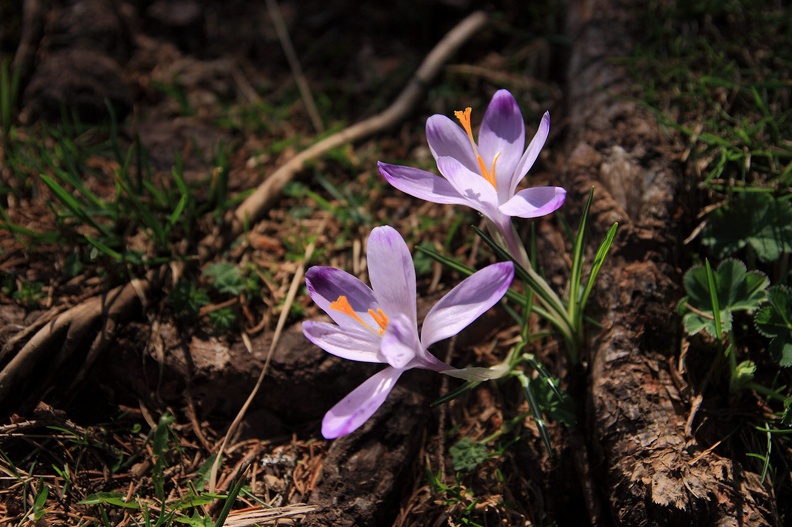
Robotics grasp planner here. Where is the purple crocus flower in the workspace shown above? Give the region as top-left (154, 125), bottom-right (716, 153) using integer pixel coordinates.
top-left (378, 90), bottom-right (565, 262)
top-left (303, 226), bottom-right (514, 439)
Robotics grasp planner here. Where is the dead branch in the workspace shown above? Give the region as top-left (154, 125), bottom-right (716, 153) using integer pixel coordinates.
top-left (0, 271), bottom-right (157, 416)
top-left (0, 11), bottom-right (488, 418)
top-left (198, 10), bottom-right (489, 261)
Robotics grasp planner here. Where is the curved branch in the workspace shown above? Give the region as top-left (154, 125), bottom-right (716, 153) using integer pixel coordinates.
top-left (199, 10), bottom-right (488, 260)
top-left (0, 274), bottom-right (155, 416)
top-left (1, 12), bottom-right (490, 416)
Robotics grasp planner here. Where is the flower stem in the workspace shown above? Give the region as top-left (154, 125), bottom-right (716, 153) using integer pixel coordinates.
top-left (484, 219), bottom-right (579, 359)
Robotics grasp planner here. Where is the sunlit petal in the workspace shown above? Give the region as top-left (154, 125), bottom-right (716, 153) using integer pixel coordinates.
top-left (378, 162), bottom-right (471, 207)
top-left (321, 367), bottom-right (403, 439)
top-left (509, 112), bottom-right (550, 196)
top-left (436, 156), bottom-right (500, 218)
top-left (302, 321), bottom-right (382, 363)
top-left (426, 114), bottom-right (478, 173)
top-left (421, 262), bottom-right (514, 348)
top-left (499, 186), bottom-right (566, 218)
top-left (367, 226), bottom-right (417, 325)
top-left (380, 314), bottom-right (419, 369)
top-left (479, 90), bottom-right (525, 192)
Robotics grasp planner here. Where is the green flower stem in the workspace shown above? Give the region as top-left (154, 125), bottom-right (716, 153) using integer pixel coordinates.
top-left (482, 221), bottom-right (579, 360)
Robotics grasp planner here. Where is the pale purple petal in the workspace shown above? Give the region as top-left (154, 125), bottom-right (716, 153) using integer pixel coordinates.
top-left (478, 90), bottom-right (525, 195)
top-left (378, 162), bottom-right (470, 207)
top-left (421, 262), bottom-right (515, 348)
top-left (367, 226), bottom-right (417, 325)
top-left (411, 349), bottom-right (452, 372)
top-left (499, 186), bottom-right (566, 218)
top-left (380, 314), bottom-right (419, 369)
top-left (302, 320), bottom-right (382, 363)
top-left (321, 367), bottom-right (403, 439)
top-left (305, 267), bottom-right (380, 329)
top-left (436, 156), bottom-right (500, 218)
top-left (426, 114), bottom-right (478, 173)
top-left (509, 112), bottom-right (550, 196)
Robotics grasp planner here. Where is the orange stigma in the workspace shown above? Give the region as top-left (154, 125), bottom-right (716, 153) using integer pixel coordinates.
top-left (330, 295), bottom-right (389, 334)
top-left (454, 107), bottom-right (498, 188)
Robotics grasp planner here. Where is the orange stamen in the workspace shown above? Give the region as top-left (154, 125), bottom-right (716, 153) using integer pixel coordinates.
top-left (455, 107), bottom-right (498, 188)
top-left (330, 295), bottom-right (389, 334)
top-left (368, 308), bottom-right (389, 334)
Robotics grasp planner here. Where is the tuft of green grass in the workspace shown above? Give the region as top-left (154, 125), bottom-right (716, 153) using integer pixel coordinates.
top-left (0, 412), bottom-right (252, 527)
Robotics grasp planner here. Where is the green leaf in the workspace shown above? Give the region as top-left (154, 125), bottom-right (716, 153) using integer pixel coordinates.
top-left (579, 221), bottom-right (618, 313)
top-left (680, 258), bottom-right (769, 337)
top-left (430, 380), bottom-right (481, 407)
top-left (169, 279), bottom-right (210, 316)
top-left (733, 360), bottom-right (757, 388)
top-left (175, 512), bottom-right (215, 526)
top-left (168, 493), bottom-right (218, 510)
top-left (701, 192), bottom-right (792, 262)
top-left (203, 262), bottom-right (246, 296)
top-left (782, 397), bottom-right (792, 427)
top-left (530, 375), bottom-right (577, 427)
top-left (33, 478), bottom-right (49, 520)
top-left (79, 492), bottom-right (140, 509)
top-left (754, 285), bottom-right (792, 366)
top-left (449, 437), bottom-right (490, 472)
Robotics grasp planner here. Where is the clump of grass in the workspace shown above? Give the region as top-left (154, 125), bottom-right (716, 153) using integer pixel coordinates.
top-left (0, 411), bottom-right (314, 526)
top-left (630, 0), bottom-right (792, 194)
top-left (628, 0), bottom-right (792, 511)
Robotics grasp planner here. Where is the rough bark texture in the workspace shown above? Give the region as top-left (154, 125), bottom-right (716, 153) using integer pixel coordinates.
top-left (564, 0), bottom-right (778, 525)
top-left (304, 383), bottom-right (430, 526)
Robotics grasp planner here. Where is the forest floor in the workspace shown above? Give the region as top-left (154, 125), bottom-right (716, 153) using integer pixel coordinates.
top-left (0, 0), bottom-right (791, 526)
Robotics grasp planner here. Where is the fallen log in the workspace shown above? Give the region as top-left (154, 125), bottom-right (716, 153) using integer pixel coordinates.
top-left (564, 0), bottom-right (778, 524)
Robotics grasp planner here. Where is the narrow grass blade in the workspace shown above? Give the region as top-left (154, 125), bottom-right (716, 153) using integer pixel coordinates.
top-left (568, 187), bottom-right (595, 325)
top-left (705, 259), bottom-right (723, 339)
top-left (517, 372), bottom-right (552, 455)
top-left (431, 380), bottom-right (481, 407)
top-left (40, 174), bottom-right (113, 237)
top-left (214, 463), bottom-right (250, 526)
top-left (85, 235), bottom-right (123, 262)
top-left (579, 221), bottom-right (619, 311)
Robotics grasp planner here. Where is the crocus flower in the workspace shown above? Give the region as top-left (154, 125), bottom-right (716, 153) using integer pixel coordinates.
top-left (303, 226), bottom-right (514, 439)
top-left (378, 90), bottom-right (565, 262)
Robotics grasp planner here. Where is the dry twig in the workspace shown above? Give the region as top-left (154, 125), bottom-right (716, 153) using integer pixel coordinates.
top-left (0, 10), bottom-right (489, 426)
top-left (199, 10), bottom-right (489, 260)
top-left (0, 271), bottom-right (158, 415)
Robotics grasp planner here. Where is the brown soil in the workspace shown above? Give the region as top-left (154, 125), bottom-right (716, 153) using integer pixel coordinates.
top-left (0, 0), bottom-right (788, 526)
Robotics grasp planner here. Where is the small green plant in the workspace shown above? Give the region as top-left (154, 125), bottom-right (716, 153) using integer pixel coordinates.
top-left (679, 258), bottom-right (769, 338)
top-left (755, 285), bottom-right (792, 367)
top-left (31, 477), bottom-right (49, 523)
top-left (208, 307), bottom-right (238, 333)
top-left (203, 262), bottom-right (246, 296)
top-left (701, 193), bottom-right (792, 264)
top-left (169, 279), bottom-right (210, 317)
top-left (449, 417), bottom-right (522, 472)
top-left (679, 259), bottom-right (768, 392)
top-left (11, 279), bottom-right (45, 307)
top-left (426, 468), bottom-right (484, 527)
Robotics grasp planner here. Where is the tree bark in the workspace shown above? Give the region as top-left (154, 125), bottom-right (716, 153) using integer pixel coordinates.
top-left (564, 0), bottom-right (778, 525)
